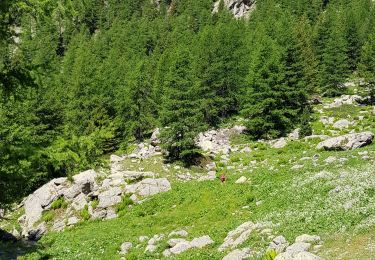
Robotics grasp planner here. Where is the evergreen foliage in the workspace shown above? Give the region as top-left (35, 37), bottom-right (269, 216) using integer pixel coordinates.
top-left (1, 0), bottom-right (374, 205)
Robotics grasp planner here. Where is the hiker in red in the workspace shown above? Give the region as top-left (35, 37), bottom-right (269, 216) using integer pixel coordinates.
top-left (220, 173), bottom-right (226, 183)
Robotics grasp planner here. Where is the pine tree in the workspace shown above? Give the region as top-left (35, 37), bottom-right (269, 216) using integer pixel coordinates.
top-left (320, 9), bottom-right (350, 96)
top-left (160, 47), bottom-right (205, 164)
top-left (195, 17), bottom-right (247, 126)
top-left (242, 32), bottom-right (308, 140)
top-left (128, 60), bottom-right (157, 141)
top-left (359, 34), bottom-right (375, 82)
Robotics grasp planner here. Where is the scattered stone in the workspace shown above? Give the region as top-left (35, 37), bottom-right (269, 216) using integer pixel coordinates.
top-left (286, 242), bottom-right (311, 255)
top-left (295, 234), bottom-right (321, 244)
top-left (223, 247), bottom-right (252, 260)
top-left (105, 208), bottom-right (117, 220)
top-left (168, 238), bottom-right (188, 247)
top-left (271, 138), bottom-right (287, 149)
top-left (196, 126), bottom-right (246, 155)
top-left (268, 235), bottom-right (289, 253)
top-left (190, 235), bottom-right (214, 248)
top-left (169, 241), bottom-right (192, 255)
top-left (119, 242), bottom-right (132, 255)
top-left (333, 119), bottom-right (351, 129)
top-left (168, 235), bottom-right (214, 255)
top-left (148, 234), bottom-right (165, 245)
top-left (324, 156), bottom-right (337, 164)
top-left (235, 176), bottom-right (247, 184)
top-left (150, 128), bottom-right (160, 146)
top-left (67, 216), bottom-right (79, 226)
top-left (139, 236), bottom-right (149, 242)
top-left (145, 244), bottom-right (157, 253)
top-left (317, 132), bottom-right (374, 151)
top-left (291, 165), bottom-right (304, 170)
top-left (125, 178), bottom-right (171, 197)
top-left (288, 129), bottom-right (300, 140)
top-left (219, 221), bottom-right (270, 252)
top-left (169, 230), bottom-right (188, 237)
top-left (199, 171), bottom-right (217, 182)
top-left (326, 95), bottom-right (363, 108)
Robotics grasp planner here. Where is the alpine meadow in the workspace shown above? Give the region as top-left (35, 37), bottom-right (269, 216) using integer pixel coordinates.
top-left (1, 0), bottom-right (375, 259)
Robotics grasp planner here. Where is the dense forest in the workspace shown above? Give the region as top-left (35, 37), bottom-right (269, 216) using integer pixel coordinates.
top-left (0, 0), bottom-right (374, 207)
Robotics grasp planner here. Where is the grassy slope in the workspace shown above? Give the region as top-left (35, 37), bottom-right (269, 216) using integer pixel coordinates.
top-left (2, 98), bottom-right (375, 259)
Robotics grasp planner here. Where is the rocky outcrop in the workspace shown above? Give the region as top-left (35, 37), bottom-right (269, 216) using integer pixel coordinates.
top-left (125, 178), bottom-right (171, 197)
top-left (272, 234), bottom-right (322, 260)
top-left (325, 95), bottom-right (364, 109)
top-left (163, 235), bottom-right (214, 256)
top-left (218, 221), bottom-right (272, 252)
top-left (213, 0), bottom-right (257, 19)
top-left (197, 125), bottom-right (246, 155)
top-left (19, 164), bottom-right (171, 240)
top-left (316, 132), bottom-right (374, 151)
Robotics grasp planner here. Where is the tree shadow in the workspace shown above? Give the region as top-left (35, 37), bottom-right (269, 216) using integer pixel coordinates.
top-left (0, 229), bottom-right (49, 259)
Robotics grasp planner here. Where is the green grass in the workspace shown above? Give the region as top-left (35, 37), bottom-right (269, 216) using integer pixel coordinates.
top-left (3, 95), bottom-right (375, 259)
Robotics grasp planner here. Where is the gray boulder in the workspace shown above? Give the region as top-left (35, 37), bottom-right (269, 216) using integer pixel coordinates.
top-left (268, 235), bottom-right (289, 253)
top-left (169, 229), bottom-right (189, 237)
top-left (285, 242), bottom-right (311, 255)
top-left (97, 187), bottom-right (123, 208)
top-left (295, 234), bottom-right (321, 244)
top-left (222, 247), bottom-right (252, 260)
top-left (333, 119), bottom-right (351, 129)
top-left (125, 178), bottom-right (171, 197)
top-left (316, 132), bottom-right (374, 150)
top-left (23, 178), bottom-right (67, 229)
top-left (72, 169), bottom-right (98, 194)
top-left (271, 138), bottom-right (287, 149)
top-left (150, 128), bottom-right (161, 146)
top-left (190, 235), bottom-right (214, 248)
top-left (218, 221), bottom-right (268, 252)
top-left (119, 242), bottom-right (132, 255)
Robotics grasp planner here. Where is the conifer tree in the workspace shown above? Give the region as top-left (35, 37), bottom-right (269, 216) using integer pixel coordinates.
top-left (195, 18), bottom-right (247, 126)
top-left (160, 47), bottom-right (205, 164)
top-left (128, 60), bottom-right (157, 141)
top-left (242, 33), bottom-right (308, 140)
top-left (320, 10), bottom-right (350, 96)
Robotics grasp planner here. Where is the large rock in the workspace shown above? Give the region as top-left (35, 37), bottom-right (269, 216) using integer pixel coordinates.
top-left (72, 169), bottom-right (98, 194)
top-left (97, 187), bottom-right (123, 208)
top-left (125, 178), bottom-right (171, 197)
top-left (151, 128), bottom-right (161, 146)
top-left (268, 235), bottom-right (289, 253)
top-left (223, 247), bottom-right (252, 260)
top-left (119, 242), bottom-right (133, 255)
top-left (295, 234), bottom-right (321, 244)
top-left (218, 221), bottom-right (270, 252)
top-left (316, 132), bottom-right (374, 151)
top-left (23, 178), bottom-right (67, 229)
top-left (285, 242), bottom-right (311, 255)
top-left (190, 235), bottom-right (214, 248)
top-left (271, 138), bottom-right (287, 149)
top-left (168, 235), bottom-right (214, 255)
top-left (333, 119), bottom-right (351, 129)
